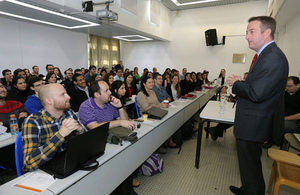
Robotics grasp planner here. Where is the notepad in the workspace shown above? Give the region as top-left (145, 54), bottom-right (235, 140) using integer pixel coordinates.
top-left (13, 172), bottom-right (56, 193)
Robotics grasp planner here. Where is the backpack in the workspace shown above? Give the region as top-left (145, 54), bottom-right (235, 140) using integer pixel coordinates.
top-left (140, 153), bottom-right (164, 176)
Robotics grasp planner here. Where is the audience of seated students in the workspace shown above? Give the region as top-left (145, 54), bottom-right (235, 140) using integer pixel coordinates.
top-left (111, 80), bottom-right (127, 105)
top-left (84, 65), bottom-right (96, 85)
top-left (103, 73), bottom-right (114, 89)
top-left (1, 69), bottom-right (13, 90)
top-left (180, 68), bottom-right (187, 80)
top-left (45, 72), bottom-right (57, 84)
top-left (114, 67), bottom-right (124, 81)
top-left (54, 67), bottom-right (63, 83)
top-left (0, 82), bottom-right (28, 171)
top-left (137, 76), bottom-right (168, 114)
top-left (61, 69), bottom-right (73, 90)
top-left (6, 76), bottom-right (33, 105)
top-left (31, 65), bottom-right (44, 78)
top-left (166, 74), bottom-right (181, 101)
top-left (124, 72), bottom-right (138, 98)
top-left (152, 73), bottom-right (171, 103)
top-left (180, 72), bottom-right (194, 96)
top-left (22, 84), bottom-right (86, 172)
top-left (24, 76), bottom-right (44, 114)
top-left (67, 73), bottom-right (91, 112)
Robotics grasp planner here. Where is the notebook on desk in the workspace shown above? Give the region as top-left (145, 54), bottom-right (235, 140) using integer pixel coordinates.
top-left (146, 106), bottom-right (168, 120)
top-left (40, 122), bottom-right (109, 179)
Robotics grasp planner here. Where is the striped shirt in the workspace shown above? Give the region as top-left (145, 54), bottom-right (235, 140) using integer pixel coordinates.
top-left (22, 108), bottom-right (86, 172)
top-left (78, 98), bottom-right (120, 127)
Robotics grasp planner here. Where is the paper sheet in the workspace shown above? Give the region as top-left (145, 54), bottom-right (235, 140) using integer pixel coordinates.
top-left (13, 172), bottom-right (56, 193)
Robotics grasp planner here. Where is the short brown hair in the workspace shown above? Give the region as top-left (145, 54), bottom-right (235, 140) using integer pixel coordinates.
top-left (248, 16), bottom-right (276, 39)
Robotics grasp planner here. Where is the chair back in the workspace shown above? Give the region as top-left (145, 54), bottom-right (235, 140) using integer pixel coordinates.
top-left (15, 133), bottom-right (24, 176)
top-left (135, 96), bottom-right (141, 118)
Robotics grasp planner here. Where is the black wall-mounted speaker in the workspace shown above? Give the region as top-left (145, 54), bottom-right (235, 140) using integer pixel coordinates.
top-left (205, 29), bottom-right (218, 46)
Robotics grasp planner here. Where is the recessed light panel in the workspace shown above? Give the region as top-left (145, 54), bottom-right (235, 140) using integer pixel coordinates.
top-left (0, 0), bottom-right (99, 29)
top-left (112, 35), bottom-right (153, 42)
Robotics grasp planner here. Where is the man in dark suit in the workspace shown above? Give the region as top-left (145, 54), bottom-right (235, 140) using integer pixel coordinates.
top-left (227, 16), bottom-right (289, 195)
top-left (67, 73), bottom-right (91, 112)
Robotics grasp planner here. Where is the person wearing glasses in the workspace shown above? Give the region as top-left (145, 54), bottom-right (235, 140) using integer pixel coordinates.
top-left (24, 77), bottom-right (44, 114)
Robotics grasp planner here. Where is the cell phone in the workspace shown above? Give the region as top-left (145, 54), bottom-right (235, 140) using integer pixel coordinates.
top-left (134, 119), bottom-right (144, 122)
top-left (128, 132), bottom-right (137, 137)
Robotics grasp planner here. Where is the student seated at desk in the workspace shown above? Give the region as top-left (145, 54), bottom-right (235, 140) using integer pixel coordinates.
top-left (78, 81), bottom-right (138, 193)
top-left (180, 73), bottom-right (194, 96)
top-left (22, 84), bottom-right (86, 172)
top-left (136, 76), bottom-right (168, 113)
top-left (137, 76), bottom-right (169, 154)
top-left (111, 80), bottom-right (126, 105)
top-left (24, 76), bottom-right (44, 114)
top-left (0, 83), bottom-right (28, 171)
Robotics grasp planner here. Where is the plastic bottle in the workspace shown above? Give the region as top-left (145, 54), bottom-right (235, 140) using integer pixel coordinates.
top-left (9, 114), bottom-right (19, 135)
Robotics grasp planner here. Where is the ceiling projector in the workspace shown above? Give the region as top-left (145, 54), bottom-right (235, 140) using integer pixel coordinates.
top-left (96, 9), bottom-right (118, 21)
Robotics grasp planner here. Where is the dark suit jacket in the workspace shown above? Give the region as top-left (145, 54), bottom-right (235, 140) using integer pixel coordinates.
top-left (67, 85), bottom-right (91, 112)
top-left (232, 42), bottom-right (289, 145)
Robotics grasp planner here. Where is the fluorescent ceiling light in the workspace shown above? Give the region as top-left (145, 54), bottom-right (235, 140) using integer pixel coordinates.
top-left (0, 0), bottom-right (99, 29)
top-left (171, 0), bottom-right (221, 6)
top-left (112, 35), bottom-right (153, 42)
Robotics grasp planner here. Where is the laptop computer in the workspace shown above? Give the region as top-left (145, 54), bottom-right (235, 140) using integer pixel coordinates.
top-left (146, 106), bottom-right (168, 120)
top-left (40, 122), bottom-right (109, 179)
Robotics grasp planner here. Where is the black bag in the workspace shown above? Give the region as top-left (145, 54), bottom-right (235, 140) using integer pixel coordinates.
top-left (181, 120), bottom-right (194, 140)
top-left (107, 127), bottom-right (138, 146)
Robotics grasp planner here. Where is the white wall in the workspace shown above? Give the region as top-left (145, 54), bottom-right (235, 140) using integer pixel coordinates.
top-left (0, 17), bottom-right (88, 75)
top-left (276, 11), bottom-right (300, 77)
top-left (50, 0), bottom-right (172, 41)
top-left (121, 1), bottom-right (269, 80)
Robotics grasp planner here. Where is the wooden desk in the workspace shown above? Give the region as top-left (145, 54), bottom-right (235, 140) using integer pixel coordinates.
top-left (195, 101), bottom-right (235, 169)
top-left (0, 87), bottom-right (217, 195)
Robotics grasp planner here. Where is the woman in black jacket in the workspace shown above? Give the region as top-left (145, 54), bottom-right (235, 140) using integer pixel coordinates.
top-left (180, 73), bottom-right (194, 96)
top-left (6, 76), bottom-right (33, 105)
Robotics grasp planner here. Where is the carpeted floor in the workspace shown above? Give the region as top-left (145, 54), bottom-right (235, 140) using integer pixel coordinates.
top-left (135, 124), bottom-right (300, 195)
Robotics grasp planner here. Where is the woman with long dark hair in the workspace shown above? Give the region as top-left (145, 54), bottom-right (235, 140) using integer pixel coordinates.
top-left (103, 73), bottom-right (114, 89)
top-left (136, 76), bottom-right (168, 113)
top-left (6, 76), bottom-right (33, 104)
top-left (124, 72), bottom-right (138, 98)
top-left (111, 80), bottom-right (127, 105)
top-left (166, 74), bottom-right (181, 101)
top-left (180, 73), bottom-right (194, 96)
top-left (45, 73), bottom-right (57, 84)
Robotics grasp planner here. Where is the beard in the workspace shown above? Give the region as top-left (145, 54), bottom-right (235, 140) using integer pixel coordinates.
top-left (53, 100), bottom-right (70, 111)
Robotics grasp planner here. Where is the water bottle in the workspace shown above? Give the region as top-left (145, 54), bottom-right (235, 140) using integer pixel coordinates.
top-left (9, 114), bottom-right (19, 135)
top-left (202, 87), bottom-right (205, 91)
